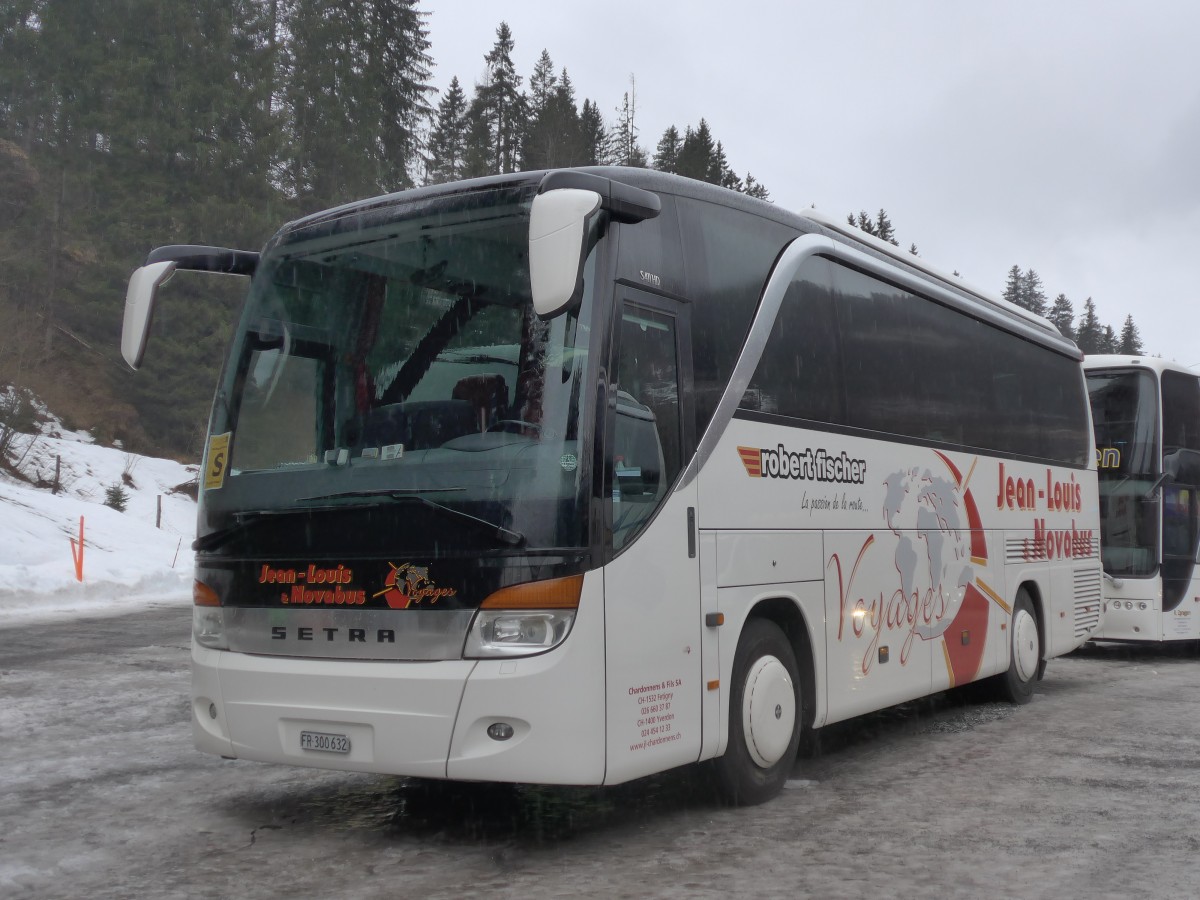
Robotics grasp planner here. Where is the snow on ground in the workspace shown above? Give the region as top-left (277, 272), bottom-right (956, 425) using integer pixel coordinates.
top-left (0, 393), bottom-right (197, 624)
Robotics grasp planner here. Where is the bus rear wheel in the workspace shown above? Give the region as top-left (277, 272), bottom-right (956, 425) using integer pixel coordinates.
top-left (713, 618), bottom-right (802, 805)
top-left (995, 589), bottom-right (1040, 704)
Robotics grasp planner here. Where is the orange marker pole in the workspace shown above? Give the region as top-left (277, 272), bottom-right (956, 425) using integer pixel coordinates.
top-left (69, 515), bottom-right (85, 582)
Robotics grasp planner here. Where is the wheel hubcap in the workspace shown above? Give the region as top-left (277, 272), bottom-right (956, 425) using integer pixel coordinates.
top-left (742, 655), bottom-right (796, 768)
top-left (1013, 608), bottom-right (1039, 682)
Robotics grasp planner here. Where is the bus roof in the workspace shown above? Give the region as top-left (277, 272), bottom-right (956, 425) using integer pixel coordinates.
top-left (1083, 355), bottom-right (1196, 376)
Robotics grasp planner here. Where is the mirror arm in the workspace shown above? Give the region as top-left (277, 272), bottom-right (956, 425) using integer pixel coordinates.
top-left (536, 171), bottom-right (660, 224)
top-left (145, 244), bottom-right (259, 276)
top-left (1144, 471), bottom-right (1173, 499)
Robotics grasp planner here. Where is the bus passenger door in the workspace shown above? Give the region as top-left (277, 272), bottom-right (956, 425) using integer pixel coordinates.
top-left (602, 292), bottom-right (703, 785)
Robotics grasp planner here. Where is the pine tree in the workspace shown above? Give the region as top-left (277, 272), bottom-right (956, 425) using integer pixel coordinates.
top-left (0, 140), bottom-right (43, 391)
top-left (742, 173), bottom-right (770, 201)
top-left (282, 0), bottom-right (433, 208)
top-left (424, 76), bottom-right (468, 184)
top-left (366, 0), bottom-right (435, 188)
top-left (1101, 325), bottom-right (1118, 354)
top-left (550, 71), bottom-right (585, 164)
top-left (676, 120), bottom-right (716, 182)
top-left (653, 125), bottom-right (682, 173)
top-left (577, 99), bottom-right (610, 165)
top-left (104, 482), bottom-right (130, 513)
top-left (909, 243), bottom-right (919, 256)
top-left (610, 88), bottom-right (647, 168)
top-left (527, 49), bottom-right (557, 115)
top-left (467, 21), bottom-right (526, 175)
top-left (1118, 315), bottom-right (1144, 354)
top-left (1002, 266), bottom-right (1023, 307)
top-left (523, 63), bottom-right (583, 169)
top-left (851, 211), bottom-right (878, 238)
top-left (872, 210), bottom-right (895, 245)
top-left (459, 99), bottom-right (495, 179)
top-left (1018, 269), bottom-right (1048, 316)
top-left (1048, 293), bottom-right (1075, 341)
top-left (711, 141), bottom-right (740, 189)
top-left (1075, 298), bottom-right (1103, 354)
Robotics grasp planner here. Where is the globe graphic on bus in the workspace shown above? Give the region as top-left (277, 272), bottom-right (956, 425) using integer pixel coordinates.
top-left (882, 465), bottom-right (976, 642)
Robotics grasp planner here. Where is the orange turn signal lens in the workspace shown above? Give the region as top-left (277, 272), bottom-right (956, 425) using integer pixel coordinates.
top-left (480, 574), bottom-right (584, 610)
top-left (193, 580), bottom-right (221, 607)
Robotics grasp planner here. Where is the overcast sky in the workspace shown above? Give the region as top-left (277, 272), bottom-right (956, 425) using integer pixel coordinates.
top-left (422, 0), bottom-right (1199, 363)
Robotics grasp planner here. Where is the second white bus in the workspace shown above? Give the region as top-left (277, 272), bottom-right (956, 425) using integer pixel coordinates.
top-left (1085, 356), bottom-right (1200, 641)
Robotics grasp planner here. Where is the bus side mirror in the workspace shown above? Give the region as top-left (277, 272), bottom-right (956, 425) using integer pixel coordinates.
top-left (1153, 447), bottom-right (1200, 497)
top-left (121, 260), bottom-right (177, 369)
top-left (529, 188), bottom-right (602, 318)
top-left (1169, 448), bottom-right (1200, 480)
top-left (121, 245), bottom-right (259, 369)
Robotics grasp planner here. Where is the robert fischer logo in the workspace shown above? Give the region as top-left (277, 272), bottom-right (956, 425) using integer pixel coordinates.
top-left (737, 444), bottom-right (867, 484)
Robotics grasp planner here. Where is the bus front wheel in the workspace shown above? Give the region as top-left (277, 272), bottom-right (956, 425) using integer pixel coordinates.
top-left (996, 589), bottom-right (1040, 704)
top-left (713, 618), bottom-right (802, 805)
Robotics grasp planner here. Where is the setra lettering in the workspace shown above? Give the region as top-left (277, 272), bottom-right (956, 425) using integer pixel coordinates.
top-left (269, 626), bottom-right (400, 643)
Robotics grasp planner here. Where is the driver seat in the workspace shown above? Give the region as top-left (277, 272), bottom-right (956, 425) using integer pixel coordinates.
top-left (451, 373), bottom-right (509, 432)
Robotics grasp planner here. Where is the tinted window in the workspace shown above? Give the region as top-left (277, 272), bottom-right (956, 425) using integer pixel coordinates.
top-left (745, 256), bottom-right (842, 424)
top-left (678, 198), bottom-right (794, 440)
top-left (742, 258), bottom-right (1089, 466)
top-left (836, 266), bottom-right (956, 441)
top-left (836, 264), bottom-right (1088, 463)
top-left (1159, 370), bottom-right (1200, 608)
top-left (611, 303), bottom-right (683, 552)
top-left (1161, 370), bottom-right (1200, 455)
top-left (1087, 368), bottom-right (1159, 577)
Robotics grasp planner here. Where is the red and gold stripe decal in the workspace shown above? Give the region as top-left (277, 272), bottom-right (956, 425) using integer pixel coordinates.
top-left (737, 446), bottom-right (763, 477)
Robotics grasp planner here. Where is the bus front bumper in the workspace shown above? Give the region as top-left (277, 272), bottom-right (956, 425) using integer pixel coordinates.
top-left (191, 598), bottom-right (606, 784)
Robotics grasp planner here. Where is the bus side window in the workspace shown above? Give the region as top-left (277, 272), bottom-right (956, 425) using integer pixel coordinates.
top-left (611, 304), bottom-right (683, 551)
top-left (744, 257), bottom-right (842, 424)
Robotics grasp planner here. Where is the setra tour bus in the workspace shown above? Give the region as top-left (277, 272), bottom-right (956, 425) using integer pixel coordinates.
top-left (1084, 356), bottom-right (1200, 642)
top-left (122, 167), bottom-right (1103, 804)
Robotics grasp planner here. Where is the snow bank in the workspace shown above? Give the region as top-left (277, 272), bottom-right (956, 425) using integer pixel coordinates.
top-left (0, 395), bottom-right (197, 625)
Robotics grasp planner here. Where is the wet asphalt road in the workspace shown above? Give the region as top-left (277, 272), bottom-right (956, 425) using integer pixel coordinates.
top-left (2, 603), bottom-right (1199, 899)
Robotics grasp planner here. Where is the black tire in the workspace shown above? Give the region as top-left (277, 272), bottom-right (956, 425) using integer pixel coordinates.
top-left (995, 589), bottom-right (1041, 704)
top-left (712, 618), bottom-right (802, 805)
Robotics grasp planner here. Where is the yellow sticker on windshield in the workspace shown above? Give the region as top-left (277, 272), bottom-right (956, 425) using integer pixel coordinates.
top-left (204, 432), bottom-right (231, 490)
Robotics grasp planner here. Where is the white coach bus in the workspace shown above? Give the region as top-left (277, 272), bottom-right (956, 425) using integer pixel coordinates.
top-left (122, 168), bottom-right (1102, 804)
top-left (1084, 356), bottom-right (1200, 641)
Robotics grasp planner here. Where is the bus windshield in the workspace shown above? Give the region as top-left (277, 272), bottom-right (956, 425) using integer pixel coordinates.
top-left (1087, 369), bottom-right (1159, 577)
top-left (203, 185), bottom-right (598, 558)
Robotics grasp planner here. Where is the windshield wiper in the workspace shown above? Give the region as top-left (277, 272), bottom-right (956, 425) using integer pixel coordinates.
top-left (192, 506), bottom-right (327, 552)
top-left (296, 489), bottom-right (525, 547)
top-left (194, 521), bottom-right (247, 553)
top-left (300, 488), bottom-right (464, 499)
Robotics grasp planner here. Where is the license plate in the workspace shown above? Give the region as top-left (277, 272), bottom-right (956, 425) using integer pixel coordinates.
top-left (300, 730), bottom-right (351, 754)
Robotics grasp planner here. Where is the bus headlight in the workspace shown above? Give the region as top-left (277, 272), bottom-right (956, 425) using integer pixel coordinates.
top-left (193, 606), bottom-right (228, 650)
top-left (464, 574), bottom-right (583, 659)
top-left (465, 609), bottom-right (576, 657)
top-left (192, 579), bottom-right (228, 650)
